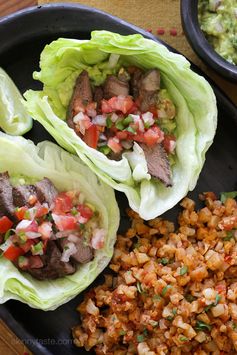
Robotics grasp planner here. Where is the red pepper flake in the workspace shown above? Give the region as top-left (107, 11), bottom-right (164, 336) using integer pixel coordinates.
top-left (146, 28), bottom-right (152, 33)
top-left (157, 27), bottom-right (165, 35)
top-left (170, 28), bottom-right (178, 36)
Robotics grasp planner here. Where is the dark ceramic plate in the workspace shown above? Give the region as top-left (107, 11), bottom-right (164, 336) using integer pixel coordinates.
top-left (0, 4), bottom-right (237, 355)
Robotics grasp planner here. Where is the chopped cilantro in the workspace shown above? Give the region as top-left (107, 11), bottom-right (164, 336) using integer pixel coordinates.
top-left (71, 207), bottom-right (78, 216)
top-left (143, 329), bottom-right (148, 336)
top-left (185, 294), bottom-right (196, 303)
top-left (153, 294), bottom-right (161, 301)
top-left (4, 229), bottom-right (13, 241)
top-left (166, 316), bottom-right (173, 321)
top-left (195, 320), bottom-right (212, 332)
top-left (172, 308), bottom-right (177, 315)
top-left (47, 213), bottom-right (53, 222)
top-left (119, 330), bottom-right (126, 336)
top-left (79, 223), bottom-right (85, 230)
top-left (204, 294), bottom-right (221, 312)
top-left (180, 265), bottom-right (188, 275)
top-left (232, 323), bottom-right (237, 330)
top-left (137, 335), bottom-right (144, 343)
top-left (137, 282), bottom-right (144, 294)
top-left (179, 336), bottom-right (188, 342)
top-left (220, 191), bottom-right (237, 203)
top-left (160, 258), bottom-right (168, 265)
top-left (223, 231), bottom-right (234, 241)
top-left (161, 285), bottom-right (172, 297)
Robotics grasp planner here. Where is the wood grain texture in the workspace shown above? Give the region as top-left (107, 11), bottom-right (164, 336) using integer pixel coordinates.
top-left (0, 0), bottom-right (37, 17)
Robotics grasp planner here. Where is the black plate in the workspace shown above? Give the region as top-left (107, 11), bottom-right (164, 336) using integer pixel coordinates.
top-left (0, 4), bottom-right (237, 355)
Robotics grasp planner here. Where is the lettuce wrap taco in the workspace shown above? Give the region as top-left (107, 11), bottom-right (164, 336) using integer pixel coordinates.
top-left (0, 133), bottom-right (119, 310)
top-left (24, 31), bottom-right (217, 220)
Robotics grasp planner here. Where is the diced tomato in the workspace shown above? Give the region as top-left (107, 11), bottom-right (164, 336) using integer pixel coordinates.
top-left (163, 134), bottom-right (176, 154)
top-left (4, 245), bottom-right (24, 261)
top-left (215, 284), bottom-right (226, 295)
top-left (15, 206), bottom-right (28, 220)
top-left (83, 124), bottom-right (99, 149)
top-left (133, 133), bottom-right (145, 143)
top-left (20, 239), bottom-right (35, 253)
top-left (0, 216), bottom-right (13, 233)
top-left (52, 213), bottom-right (77, 231)
top-left (108, 96), bottom-right (134, 115)
top-left (38, 221), bottom-right (52, 240)
top-left (77, 204), bottom-right (94, 220)
top-left (35, 205), bottom-right (49, 218)
top-left (107, 137), bottom-right (123, 154)
top-left (16, 219), bottom-right (38, 233)
top-left (53, 193), bottom-right (73, 214)
top-left (101, 99), bottom-right (113, 113)
top-left (116, 130), bottom-right (129, 140)
top-left (148, 105), bottom-right (158, 118)
top-left (143, 126), bottom-right (164, 146)
top-left (127, 102), bottom-right (138, 114)
top-left (28, 195), bottom-right (38, 205)
top-left (28, 255), bottom-right (44, 269)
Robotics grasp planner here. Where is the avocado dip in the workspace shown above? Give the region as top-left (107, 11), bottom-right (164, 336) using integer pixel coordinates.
top-left (198, 0), bottom-right (237, 65)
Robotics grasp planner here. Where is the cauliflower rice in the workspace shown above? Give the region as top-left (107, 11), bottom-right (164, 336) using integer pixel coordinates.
top-left (73, 192), bottom-right (237, 354)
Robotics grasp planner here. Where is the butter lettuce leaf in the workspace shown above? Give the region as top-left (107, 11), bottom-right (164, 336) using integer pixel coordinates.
top-left (0, 132), bottom-right (119, 310)
top-left (24, 31), bottom-right (217, 220)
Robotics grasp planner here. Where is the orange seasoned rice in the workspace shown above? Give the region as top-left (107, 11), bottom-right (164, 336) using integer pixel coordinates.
top-left (73, 192), bottom-right (237, 354)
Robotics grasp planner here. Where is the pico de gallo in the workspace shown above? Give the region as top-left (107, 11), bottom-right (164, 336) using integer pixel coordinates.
top-left (0, 175), bottom-right (105, 280)
top-left (71, 71), bottom-right (176, 156)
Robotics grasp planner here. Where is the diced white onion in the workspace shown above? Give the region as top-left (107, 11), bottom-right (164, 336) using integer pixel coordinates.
top-left (110, 113), bottom-right (118, 122)
top-left (92, 115), bottom-right (107, 126)
top-left (91, 228), bottom-right (106, 249)
top-left (61, 242), bottom-right (78, 262)
top-left (73, 112), bottom-right (84, 124)
top-left (16, 220), bottom-right (32, 231)
top-left (142, 112), bottom-right (155, 127)
top-left (25, 231), bottom-right (41, 239)
top-left (0, 238), bottom-right (13, 252)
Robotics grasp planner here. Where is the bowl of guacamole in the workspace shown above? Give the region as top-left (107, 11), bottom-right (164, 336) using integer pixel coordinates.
top-left (181, 0), bottom-right (237, 82)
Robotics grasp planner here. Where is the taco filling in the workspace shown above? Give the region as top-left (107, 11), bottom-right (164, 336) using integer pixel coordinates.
top-left (0, 171), bottom-right (104, 280)
top-left (67, 67), bottom-right (176, 187)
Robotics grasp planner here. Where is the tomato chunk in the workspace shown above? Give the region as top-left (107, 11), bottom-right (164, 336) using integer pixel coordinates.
top-left (0, 216), bottom-right (13, 233)
top-left (107, 137), bottom-right (123, 154)
top-left (83, 124), bottom-right (99, 149)
top-left (143, 126), bottom-right (164, 146)
top-left (20, 239), bottom-right (35, 253)
top-left (52, 214), bottom-right (77, 231)
top-left (4, 245), bottom-right (24, 261)
top-left (77, 204), bottom-right (94, 220)
top-left (53, 193), bottom-right (73, 214)
top-left (15, 206), bottom-right (28, 221)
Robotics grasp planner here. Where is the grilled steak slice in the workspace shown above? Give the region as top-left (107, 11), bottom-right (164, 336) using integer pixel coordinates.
top-left (93, 86), bottom-right (104, 108)
top-left (35, 178), bottom-right (58, 207)
top-left (59, 236), bottom-right (93, 264)
top-left (67, 70), bottom-right (93, 127)
top-left (13, 185), bottom-right (37, 207)
top-left (138, 69), bottom-right (160, 112)
top-left (140, 143), bottom-right (172, 187)
top-left (0, 172), bottom-right (16, 220)
top-left (27, 241), bottom-right (76, 280)
top-left (130, 67), bottom-right (143, 98)
top-left (103, 75), bottom-right (129, 99)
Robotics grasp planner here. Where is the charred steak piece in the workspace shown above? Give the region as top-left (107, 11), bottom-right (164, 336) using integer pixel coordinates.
top-left (138, 69), bottom-right (160, 112)
top-left (35, 178), bottom-right (58, 208)
top-left (67, 70), bottom-right (93, 127)
top-left (27, 241), bottom-right (76, 280)
top-left (0, 172), bottom-right (16, 220)
top-left (59, 236), bottom-right (93, 264)
top-left (93, 86), bottom-right (104, 108)
top-left (13, 185), bottom-right (37, 207)
top-left (140, 143), bottom-right (172, 187)
top-left (103, 75), bottom-right (129, 99)
top-left (130, 67), bottom-right (143, 98)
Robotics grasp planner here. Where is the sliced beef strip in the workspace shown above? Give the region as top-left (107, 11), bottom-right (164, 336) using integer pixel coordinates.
top-left (59, 236), bottom-right (93, 264)
top-left (130, 67), bottom-right (143, 98)
top-left (103, 75), bottom-right (129, 99)
top-left (138, 69), bottom-right (160, 112)
top-left (12, 185), bottom-right (37, 207)
top-left (35, 178), bottom-right (58, 208)
top-left (67, 70), bottom-right (93, 127)
top-left (27, 241), bottom-right (76, 280)
top-left (140, 143), bottom-right (172, 187)
top-left (93, 86), bottom-right (104, 108)
top-left (0, 172), bottom-right (16, 220)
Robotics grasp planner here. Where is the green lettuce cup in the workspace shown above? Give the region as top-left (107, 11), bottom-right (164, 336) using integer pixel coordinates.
top-left (24, 30), bottom-right (217, 220)
top-left (0, 132), bottom-right (119, 310)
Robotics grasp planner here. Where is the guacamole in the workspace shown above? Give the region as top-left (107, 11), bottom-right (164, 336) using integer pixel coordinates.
top-left (198, 0), bottom-right (237, 65)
